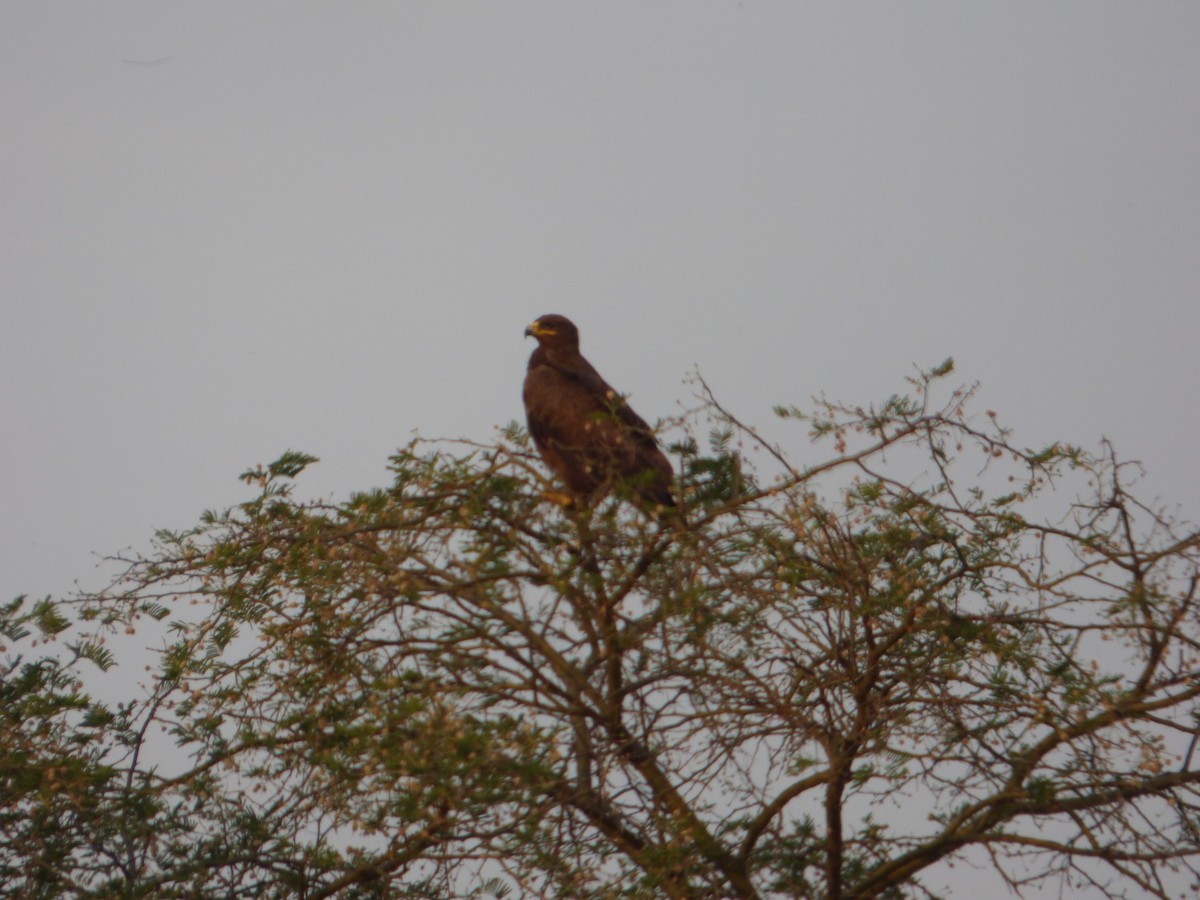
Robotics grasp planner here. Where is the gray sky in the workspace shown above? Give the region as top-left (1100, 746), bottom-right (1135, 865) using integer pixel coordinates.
top-left (5, 2), bottom-right (1198, 598)
top-left (3, 3), bottom-right (1200, 895)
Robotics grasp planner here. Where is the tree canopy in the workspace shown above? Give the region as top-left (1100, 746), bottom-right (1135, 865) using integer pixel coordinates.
top-left (4, 362), bottom-right (1200, 899)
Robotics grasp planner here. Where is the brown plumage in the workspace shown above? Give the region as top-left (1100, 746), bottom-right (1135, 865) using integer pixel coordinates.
top-left (523, 314), bottom-right (675, 511)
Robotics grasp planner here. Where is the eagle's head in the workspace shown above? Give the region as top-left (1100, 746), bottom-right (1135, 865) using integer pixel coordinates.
top-left (524, 314), bottom-right (580, 350)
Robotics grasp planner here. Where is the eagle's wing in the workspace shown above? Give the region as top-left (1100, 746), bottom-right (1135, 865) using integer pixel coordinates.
top-left (547, 360), bottom-right (660, 448)
top-left (525, 358), bottom-right (673, 506)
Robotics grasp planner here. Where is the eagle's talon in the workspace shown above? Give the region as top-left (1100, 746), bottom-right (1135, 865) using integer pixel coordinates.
top-left (541, 490), bottom-right (576, 509)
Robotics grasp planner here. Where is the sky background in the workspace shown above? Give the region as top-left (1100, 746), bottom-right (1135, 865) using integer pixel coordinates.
top-left (3, 3), bottom-right (1199, 895)
top-left (8, 2), bottom-right (1199, 608)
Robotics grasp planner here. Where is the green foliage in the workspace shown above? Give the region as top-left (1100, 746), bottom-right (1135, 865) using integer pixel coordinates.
top-left (5, 364), bottom-right (1200, 899)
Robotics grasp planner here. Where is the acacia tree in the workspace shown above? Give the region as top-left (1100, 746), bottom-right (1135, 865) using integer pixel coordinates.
top-left (4, 362), bottom-right (1200, 899)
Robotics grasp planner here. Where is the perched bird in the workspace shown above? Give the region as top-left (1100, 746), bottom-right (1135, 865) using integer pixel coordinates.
top-left (523, 314), bottom-right (675, 512)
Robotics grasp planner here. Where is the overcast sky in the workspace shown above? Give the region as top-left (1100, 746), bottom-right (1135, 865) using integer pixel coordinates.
top-left (4, 2), bottom-right (1199, 622)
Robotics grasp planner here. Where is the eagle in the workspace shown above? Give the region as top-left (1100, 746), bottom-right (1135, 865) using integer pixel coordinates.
top-left (523, 314), bottom-right (675, 512)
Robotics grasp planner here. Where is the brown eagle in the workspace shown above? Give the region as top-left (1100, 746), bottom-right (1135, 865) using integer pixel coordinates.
top-left (523, 314), bottom-right (675, 511)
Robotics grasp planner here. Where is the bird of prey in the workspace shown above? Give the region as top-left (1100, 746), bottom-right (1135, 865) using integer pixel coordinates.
top-left (523, 314), bottom-right (675, 512)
